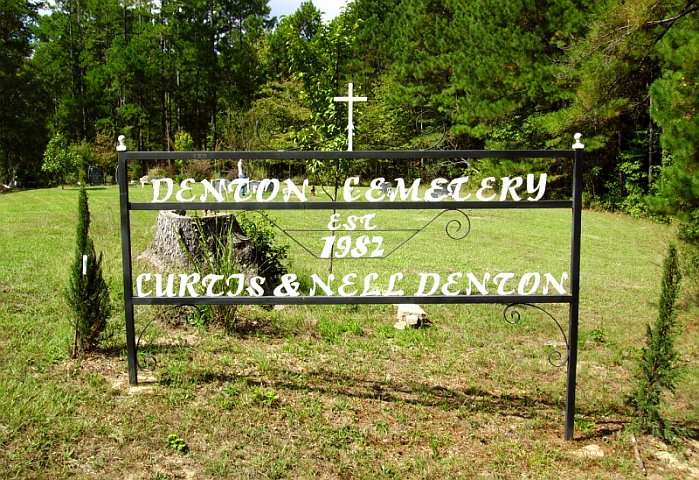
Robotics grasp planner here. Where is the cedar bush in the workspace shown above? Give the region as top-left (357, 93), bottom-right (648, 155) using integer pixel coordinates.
top-left (66, 186), bottom-right (112, 355)
top-left (628, 244), bottom-right (683, 440)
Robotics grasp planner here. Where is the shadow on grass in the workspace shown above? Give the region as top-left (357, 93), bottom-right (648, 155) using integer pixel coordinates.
top-left (149, 306), bottom-right (289, 339)
top-left (94, 345), bottom-right (699, 439)
top-left (184, 365), bottom-right (630, 421)
top-left (206, 368), bottom-right (699, 439)
top-left (97, 343), bottom-right (188, 358)
top-left (229, 316), bottom-right (288, 338)
top-left (98, 343), bottom-right (566, 417)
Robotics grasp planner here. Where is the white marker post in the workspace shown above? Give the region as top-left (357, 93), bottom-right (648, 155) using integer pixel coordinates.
top-left (82, 255), bottom-right (87, 275)
top-left (333, 82), bottom-right (367, 152)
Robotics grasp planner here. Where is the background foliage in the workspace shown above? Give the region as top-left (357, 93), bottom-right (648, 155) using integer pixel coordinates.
top-left (1, 0), bottom-right (697, 242)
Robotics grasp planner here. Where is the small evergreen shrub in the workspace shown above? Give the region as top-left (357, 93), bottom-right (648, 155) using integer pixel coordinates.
top-left (66, 187), bottom-right (112, 355)
top-left (174, 131), bottom-right (194, 151)
top-left (628, 244), bottom-right (683, 440)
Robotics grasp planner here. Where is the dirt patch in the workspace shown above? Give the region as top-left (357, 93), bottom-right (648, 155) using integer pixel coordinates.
top-left (111, 372), bottom-right (159, 395)
top-left (643, 436), bottom-right (699, 479)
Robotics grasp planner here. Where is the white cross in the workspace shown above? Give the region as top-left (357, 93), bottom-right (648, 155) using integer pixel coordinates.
top-left (333, 82), bottom-right (367, 151)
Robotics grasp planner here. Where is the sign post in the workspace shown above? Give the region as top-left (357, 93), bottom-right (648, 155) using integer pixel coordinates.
top-left (565, 133), bottom-right (585, 440)
top-left (117, 135), bottom-right (138, 385)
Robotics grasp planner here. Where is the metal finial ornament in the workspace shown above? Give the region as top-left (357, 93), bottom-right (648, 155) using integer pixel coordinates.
top-left (116, 135), bottom-right (127, 152)
top-left (572, 133), bottom-right (584, 150)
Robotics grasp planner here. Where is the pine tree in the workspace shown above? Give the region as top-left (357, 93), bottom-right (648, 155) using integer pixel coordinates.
top-left (66, 186), bottom-right (111, 356)
top-left (629, 244), bottom-right (683, 440)
top-left (649, 5), bottom-right (699, 245)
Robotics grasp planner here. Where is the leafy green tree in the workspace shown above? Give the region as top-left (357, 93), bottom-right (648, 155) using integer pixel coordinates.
top-left (629, 244), bottom-right (683, 440)
top-left (269, 1), bottom-right (360, 150)
top-left (66, 186), bottom-right (112, 356)
top-left (41, 133), bottom-right (81, 187)
top-left (0, 0), bottom-right (48, 185)
top-left (220, 80), bottom-right (311, 151)
top-left (174, 130), bottom-right (194, 151)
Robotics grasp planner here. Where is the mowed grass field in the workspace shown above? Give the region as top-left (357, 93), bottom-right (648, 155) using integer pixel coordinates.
top-left (1, 185), bottom-right (698, 479)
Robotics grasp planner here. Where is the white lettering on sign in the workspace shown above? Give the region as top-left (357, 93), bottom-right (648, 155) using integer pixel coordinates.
top-left (256, 179), bottom-right (280, 202)
top-left (441, 272), bottom-right (463, 296)
top-left (500, 177), bottom-right (523, 201)
top-left (343, 176), bottom-right (361, 201)
top-left (361, 272), bottom-right (381, 296)
top-left (310, 273), bottom-right (335, 296)
top-left (319, 235), bottom-right (384, 259)
top-left (416, 273), bottom-right (441, 296)
top-left (138, 170), bottom-right (560, 303)
top-left (543, 272), bottom-right (569, 295)
top-left (228, 178), bottom-right (251, 201)
top-left (448, 177), bottom-right (471, 201)
top-left (200, 180), bottom-right (225, 202)
top-left (366, 178), bottom-right (386, 202)
top-left (203, 274), bottom-right (225, 296)
top-left (389, 178), bottom-right (421, 201)
top-left (135, 271), bottom-right (569, 298)
top-left (527, 173), bottom-right (548, 201)
top-left (149, 174), bottom-right (549, 203)
top-left (152, 178), bottom-right (174, 202)
top-left (326, 213), bottom-right (377, 231)
top-left (283, 179), bottom-right (309, 202)
top-left (476, 177), bottom-right (497, 201)
top-left (175, 179), bottom-right (196, 202)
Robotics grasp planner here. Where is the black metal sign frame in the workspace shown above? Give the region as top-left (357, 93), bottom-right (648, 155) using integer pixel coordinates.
top-left (118, 148), bottom-right (583, 440)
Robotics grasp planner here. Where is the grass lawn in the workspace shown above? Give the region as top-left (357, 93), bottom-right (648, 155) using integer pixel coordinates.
top-left (1, 185), bottom-right (698, 479)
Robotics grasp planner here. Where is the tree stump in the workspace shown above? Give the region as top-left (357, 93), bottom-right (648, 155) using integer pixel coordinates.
top-left (140, 211), bottom-right (249, 269)
top-left (140, 211), bottom-right (284, 297)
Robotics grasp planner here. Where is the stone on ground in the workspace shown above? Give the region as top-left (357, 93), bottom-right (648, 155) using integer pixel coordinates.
top-left (394, 304), bottom-right (429, 329)
top-left (574, 444), bottom-right (604, 459)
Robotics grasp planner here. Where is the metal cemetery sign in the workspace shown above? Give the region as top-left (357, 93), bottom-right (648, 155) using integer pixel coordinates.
top-left (118, 136), bottom-right (584, 440)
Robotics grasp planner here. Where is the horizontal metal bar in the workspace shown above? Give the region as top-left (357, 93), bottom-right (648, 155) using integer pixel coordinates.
top-left (132, 295), bottom-right (573, 305)
top-left (121, 150), bottom-right (575, 161)
top-left (129, 200), bottom-right (573, 211)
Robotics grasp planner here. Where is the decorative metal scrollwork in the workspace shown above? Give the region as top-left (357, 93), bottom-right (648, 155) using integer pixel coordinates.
top-left (503, 303), bottom-right (569, 367)
top-left (443, 210), bottom-right (471, 240)
top-left (254, 208), bottom-right (471, 260)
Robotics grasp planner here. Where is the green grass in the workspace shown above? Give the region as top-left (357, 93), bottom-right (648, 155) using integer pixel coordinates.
top-left (1, 185), bottom-right (697, 479)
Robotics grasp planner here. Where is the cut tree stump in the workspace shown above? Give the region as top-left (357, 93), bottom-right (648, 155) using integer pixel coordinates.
top-left (139, 211), bottom-right (283, 297)
top-left (140, 210), bottom-right (250, 270)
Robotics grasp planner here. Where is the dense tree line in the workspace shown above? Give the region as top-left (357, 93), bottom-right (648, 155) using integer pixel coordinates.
top-left (1, 0), bottom-right (697, 243)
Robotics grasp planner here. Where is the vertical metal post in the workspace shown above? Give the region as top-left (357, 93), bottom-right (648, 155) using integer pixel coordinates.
top-left (117, 150), bottom-right (138, 385)
top-left (565, 135), bottom-right (584, 440)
